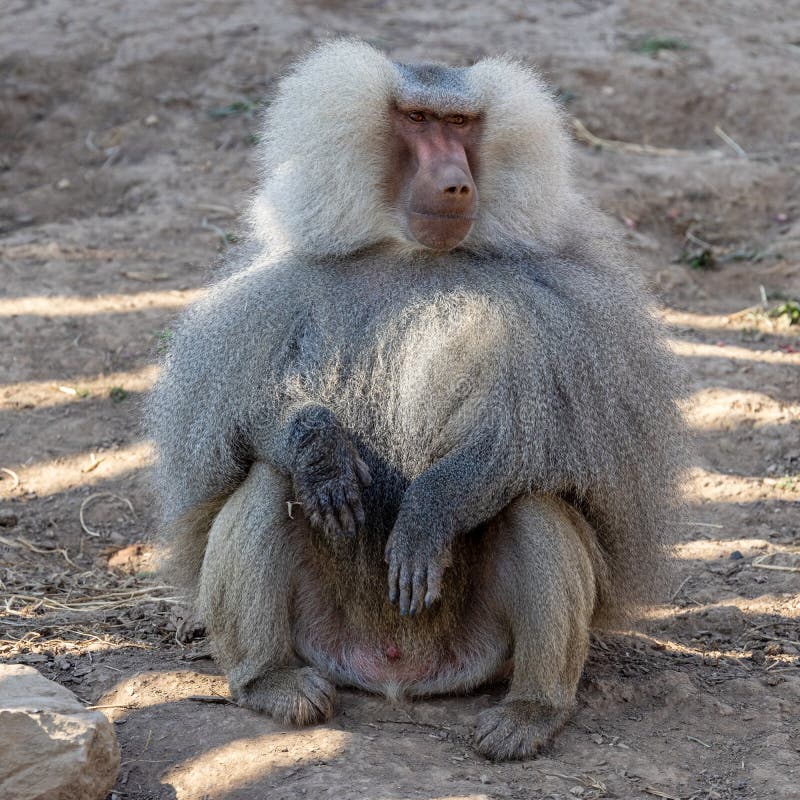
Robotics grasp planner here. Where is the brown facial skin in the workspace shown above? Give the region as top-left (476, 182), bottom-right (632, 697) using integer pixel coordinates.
top-left (389, 106), bottom-right (481, 251)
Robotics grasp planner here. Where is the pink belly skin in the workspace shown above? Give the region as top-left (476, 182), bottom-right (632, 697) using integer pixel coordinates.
top-left (345, 641), bottom-right (449, 684)
top-left (290, 544), bottom-right (510, 697)
top-left (294, 624), bottom-right (509, 697)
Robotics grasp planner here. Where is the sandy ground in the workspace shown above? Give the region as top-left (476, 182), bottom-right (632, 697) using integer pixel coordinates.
top-left (2, 1), bottom-right (800, 798)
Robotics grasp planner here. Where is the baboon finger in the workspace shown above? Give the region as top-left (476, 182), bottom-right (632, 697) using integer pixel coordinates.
top-left (387, 561), bottom-right (400, 605)
top-left (398, 563), bottom-right (412, 616)
top-left (322, 509), bottom-right (341, 539)
top-left (329, 483), bottom-right (347, 515)
top-left (425, 563), bottom-right (443, 609)
top-left (354, 457), bottom-right (373, 487)
top-left (308, 484), bottom-right (332, 513)
top-left (337, 503), bottom-right (356, 538)
top-left (410, 566), bottom-right (427, 616)
top-left (311, 488), bottom-right (335, 534)
top-left (344, 485), bottom-right (366, 527)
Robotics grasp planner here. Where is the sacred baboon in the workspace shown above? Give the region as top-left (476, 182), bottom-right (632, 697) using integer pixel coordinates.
top-left (147, 40), bottom-right (686, 760)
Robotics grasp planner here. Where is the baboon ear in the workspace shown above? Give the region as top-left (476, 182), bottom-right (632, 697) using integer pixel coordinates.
top-left (465, 57), bottom-right (577, 251)
top-left (249, 40), bottom-right (400, 257)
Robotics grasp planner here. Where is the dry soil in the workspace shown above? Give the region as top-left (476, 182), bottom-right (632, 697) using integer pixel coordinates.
top-left (1, 2), bottom-right (799, 799)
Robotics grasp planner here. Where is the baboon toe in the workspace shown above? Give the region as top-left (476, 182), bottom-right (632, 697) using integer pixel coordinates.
top-left (474, 700), bottom-right (570, 761)
top-left (237, 666), bottom-right (336, 726)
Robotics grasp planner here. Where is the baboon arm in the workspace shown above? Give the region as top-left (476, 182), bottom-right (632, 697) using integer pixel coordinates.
top-left (385, 427), bottom-right (521, 614)
top-left (397, 429), bottom-right (519, 541)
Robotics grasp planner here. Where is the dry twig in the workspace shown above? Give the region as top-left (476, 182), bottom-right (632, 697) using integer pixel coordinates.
top-left (714, 125), bottom-right (747, 158)
top-left (572, 118), bottom-right (691, 157)
top-left (644, 787), bottom-right (683, 800)
top-left (1, 467), bottom-right (20, 490)
top-left (79, 492), bottom-right (135, 537)
top-left (0, 534), bottom-right (76, 567)
top-left (752, 553), bottom-right (800, 573)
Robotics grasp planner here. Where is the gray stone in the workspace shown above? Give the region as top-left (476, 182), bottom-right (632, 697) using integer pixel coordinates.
top-left (0, 664), bottom-right (120, 800)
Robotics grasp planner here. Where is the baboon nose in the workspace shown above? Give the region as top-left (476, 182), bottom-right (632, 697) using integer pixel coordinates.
top-left (438, 164), bottom-right (473, 198)
top-left (443, 181), bottom-right (471, 196)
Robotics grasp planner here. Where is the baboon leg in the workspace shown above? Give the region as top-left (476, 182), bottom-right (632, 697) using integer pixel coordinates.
top-left (474, 494), bottom-right (600, 761)
top-left (197, 461), bottom-right (336, 726)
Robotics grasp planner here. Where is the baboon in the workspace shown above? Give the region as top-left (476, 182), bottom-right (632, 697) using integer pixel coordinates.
top-left (147, 40), bottom-right (686, 760)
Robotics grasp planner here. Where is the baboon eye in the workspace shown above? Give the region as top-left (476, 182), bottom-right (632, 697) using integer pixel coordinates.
top-left (447, 114), bottom-right (466, 126)
top-left (408, 111), bottom-right (426, 123)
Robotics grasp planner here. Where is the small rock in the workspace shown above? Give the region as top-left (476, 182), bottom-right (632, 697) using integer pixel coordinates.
top-left (729, 550), bottom-right (743, 560)
top-left (479, 774), bottom-right (491, 784)
top-left (56, 178), bottom-right (71, 190)
top-left (0, 664), bottom-right (120, 800)
top-left (0, 513), bottom-right (18, 527)
top-left (143, 114), bottom-right (159, 126)
top-left (570, 786), bottom-right (584, 796)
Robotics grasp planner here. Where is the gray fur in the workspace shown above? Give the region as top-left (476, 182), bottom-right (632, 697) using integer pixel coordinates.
top-left (145, 40), bottom-right (687, 759)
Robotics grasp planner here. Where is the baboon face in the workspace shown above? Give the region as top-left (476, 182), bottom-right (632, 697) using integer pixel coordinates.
top-left (388, 105), bottom-right (481, 251)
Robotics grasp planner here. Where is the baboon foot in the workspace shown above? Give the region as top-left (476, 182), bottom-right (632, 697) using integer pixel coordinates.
top-left (236, 666), bottom-right (336, 726)
top-left (473, 700), bottom-right (571, 761)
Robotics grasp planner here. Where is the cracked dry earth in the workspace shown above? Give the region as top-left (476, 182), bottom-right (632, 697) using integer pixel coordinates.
top-left (1, 1), bottom-right (799, 799)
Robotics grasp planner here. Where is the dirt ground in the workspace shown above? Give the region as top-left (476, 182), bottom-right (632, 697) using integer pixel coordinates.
top-left (2, 2), bottom-right (799, 799)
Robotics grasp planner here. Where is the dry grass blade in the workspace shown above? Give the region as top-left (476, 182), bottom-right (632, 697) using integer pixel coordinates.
top-left (536, 770), bottom-right (606, 792)
top-left (0, 534), bottom-right (76, 567)
top-left (1, 467), bottom-right (20, 490)
top-left (81, 453), bottom-right (105, 474)
top-left (79, 492), bottom-right (136, 537)
top-left (683, 521), bottom-right (725, 529)
top-left (3, 585), bottom-right (180, 615)
top-left (714, 124), bottom-right (748, 158)
top-left (120, 271), bottom-right (169, 282)
top-left (753, 553), bottom-right (800, 573)
top-left (571, 117), bottom-right (692, 157)
top-left (644, 787), bottom-right (683, 800)
top-left (186, 694), bottom-right (235, 705)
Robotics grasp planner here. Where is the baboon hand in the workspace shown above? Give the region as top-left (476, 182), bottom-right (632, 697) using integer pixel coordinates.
top-left (384, 526), bottom-right (451, 616)
top-left (293, 428), bottom-right (372, 540)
